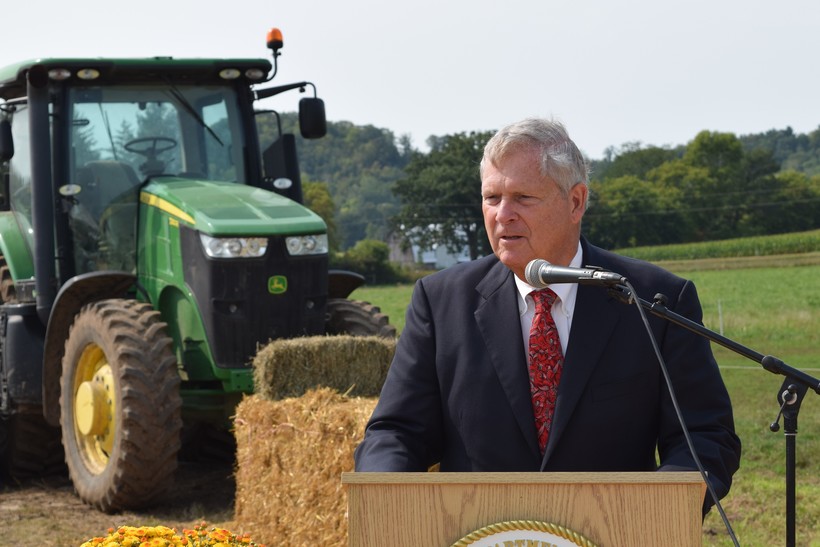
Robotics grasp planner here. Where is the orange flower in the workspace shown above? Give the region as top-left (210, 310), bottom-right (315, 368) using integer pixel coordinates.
top-left (81, 523), bottom-right (261, 547)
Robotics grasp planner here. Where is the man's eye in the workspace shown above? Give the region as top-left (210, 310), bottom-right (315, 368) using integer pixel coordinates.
top-left (483, 196), bottom-right (500, 205)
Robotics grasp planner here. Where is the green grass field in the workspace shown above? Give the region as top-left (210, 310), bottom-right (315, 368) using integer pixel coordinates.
top-left (352, 261), bottom-right (820, 546)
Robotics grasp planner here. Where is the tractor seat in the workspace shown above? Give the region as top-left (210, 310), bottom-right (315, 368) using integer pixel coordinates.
top-left (77, 160), bottom-right (141, 219)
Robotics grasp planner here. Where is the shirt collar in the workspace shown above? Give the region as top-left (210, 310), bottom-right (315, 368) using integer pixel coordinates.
top-left (514, 241), bottom-right (583, 317)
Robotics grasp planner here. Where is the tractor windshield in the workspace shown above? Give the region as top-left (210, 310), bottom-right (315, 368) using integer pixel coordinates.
top-left (66, 84), bottom-right (246, 273)
top-left (69, 84), bottom-right (246, 184)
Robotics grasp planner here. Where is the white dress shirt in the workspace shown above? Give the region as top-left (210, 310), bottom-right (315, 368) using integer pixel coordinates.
top-left (514, 242), bottom-right (583, 358)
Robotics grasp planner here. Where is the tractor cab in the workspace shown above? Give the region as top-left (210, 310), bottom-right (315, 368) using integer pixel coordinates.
top-left (0, 55), bottom-right (325, 281)
top-left (67, 80), bottom-right (259, 273)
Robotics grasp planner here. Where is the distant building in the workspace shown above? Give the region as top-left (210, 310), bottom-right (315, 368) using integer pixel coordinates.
top-left (417, 243), bottom-right (471, 269)
top-left (386, 231), bottom-right (470, 270)
top-left (386, 232), bottom-right (416, 266)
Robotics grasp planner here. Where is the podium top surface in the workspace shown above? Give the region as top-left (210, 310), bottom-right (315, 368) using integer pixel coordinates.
top-left (342, 471), bottom-right (704, 485)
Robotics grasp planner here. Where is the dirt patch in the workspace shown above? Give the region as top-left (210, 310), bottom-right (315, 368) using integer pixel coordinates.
top-left (0, 460), bottom-right (237, 547)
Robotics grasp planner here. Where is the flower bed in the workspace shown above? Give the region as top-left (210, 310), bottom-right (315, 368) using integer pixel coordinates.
top-left (80, 523), bottom-right (263, 547)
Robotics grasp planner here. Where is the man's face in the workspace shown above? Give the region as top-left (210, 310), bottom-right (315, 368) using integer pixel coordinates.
top-left (481, 147), bottom-right (587, 280)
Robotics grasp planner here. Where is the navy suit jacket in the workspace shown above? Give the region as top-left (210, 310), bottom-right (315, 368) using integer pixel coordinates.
top-left (354, 240), bottom-right (741, 508)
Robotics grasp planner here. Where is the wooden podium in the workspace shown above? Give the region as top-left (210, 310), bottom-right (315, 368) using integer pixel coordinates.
top-left (342, 471), bottom-right (705, 546)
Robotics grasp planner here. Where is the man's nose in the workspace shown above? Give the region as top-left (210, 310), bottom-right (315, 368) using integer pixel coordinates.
top-left (495, 198), bottom-right (519, 223)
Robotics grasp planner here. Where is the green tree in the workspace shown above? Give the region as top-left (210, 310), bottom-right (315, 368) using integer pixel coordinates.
top-left (752, 170), bottom-right (820, 235)
top-left (337, 166), bottom-right (401, 245)
top-left (679, 131), bottom-right (781, 240)
top-left (302, 179), bottom-right (339, 251)
top-left (737, 125), bottom-right (820, 176)
top-left (585, 131), bottom-right (782, 246)
top-left (256, 113), bottom-right (410, 249)
top-left (392, 131), bottom-right (494, 260)
top-left (592, 143), bottom-right (681, 181)
top-left (584, 175), bottom-right (685, 248)
top-left (332, 239), bottom-right (403, 284)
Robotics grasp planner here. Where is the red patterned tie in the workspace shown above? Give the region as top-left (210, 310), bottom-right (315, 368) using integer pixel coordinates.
top-left (528, 288), bottom-right (564, 454)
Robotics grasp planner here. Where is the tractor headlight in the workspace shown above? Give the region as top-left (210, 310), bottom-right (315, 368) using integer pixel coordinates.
top-left (200, 234), bottom-right (268, 258)
top-left (285, 234), bottom-right (328, 256)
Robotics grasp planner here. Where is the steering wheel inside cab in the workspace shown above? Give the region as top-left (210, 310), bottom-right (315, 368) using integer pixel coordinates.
top-left (125, 136), bottom-right (177, 177)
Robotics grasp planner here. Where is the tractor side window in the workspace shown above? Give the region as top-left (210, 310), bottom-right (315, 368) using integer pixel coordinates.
top-left (7, 106), bottom-right (35, 254)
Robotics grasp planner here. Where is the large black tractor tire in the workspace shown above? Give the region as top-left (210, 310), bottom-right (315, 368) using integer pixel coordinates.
top-left (325, 298), bottom-right (397, 338)
top-left (59, 299), bottom-right (182, 512)
top-left (0, 256), bottom-right (65, 480)
top-left (0, 412), bottom-right (65, 480)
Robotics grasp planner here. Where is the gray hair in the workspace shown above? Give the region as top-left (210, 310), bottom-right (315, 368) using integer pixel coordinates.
top-left (480, 118), bottom-right (590, 205)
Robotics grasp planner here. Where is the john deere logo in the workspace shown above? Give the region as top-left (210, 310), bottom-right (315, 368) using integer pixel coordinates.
top-left (268, 275), bottom-right (287, 294)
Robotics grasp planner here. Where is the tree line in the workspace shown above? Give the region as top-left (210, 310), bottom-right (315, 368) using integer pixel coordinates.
top-left (585, 130), bottom-right (820, 248)
top-left (261, 114), bottom-right (820, 260)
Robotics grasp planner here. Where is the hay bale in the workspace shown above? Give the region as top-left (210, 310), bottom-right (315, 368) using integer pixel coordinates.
top-left (252, 335), bottom-right (395, 400)
top-left (233, 388), bottom-right (377, 545)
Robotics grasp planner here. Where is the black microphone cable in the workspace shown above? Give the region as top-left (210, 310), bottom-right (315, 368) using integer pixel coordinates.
top-left (621, 279), bottom-right (740, 547)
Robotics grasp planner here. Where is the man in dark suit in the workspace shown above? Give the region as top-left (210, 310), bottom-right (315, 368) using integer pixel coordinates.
top-left (354, 118), bottom-right (741, 513)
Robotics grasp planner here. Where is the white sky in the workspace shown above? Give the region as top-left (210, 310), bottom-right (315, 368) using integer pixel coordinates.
top-left (3, 0), bottom-right (819, 159)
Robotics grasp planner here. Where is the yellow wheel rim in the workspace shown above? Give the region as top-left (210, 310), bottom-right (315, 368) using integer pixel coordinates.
top-left (72, 343), bottom-right (116, 473)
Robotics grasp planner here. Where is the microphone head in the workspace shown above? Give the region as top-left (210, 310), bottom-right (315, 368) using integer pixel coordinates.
top-left (525, 259), bottom-right (549, 288)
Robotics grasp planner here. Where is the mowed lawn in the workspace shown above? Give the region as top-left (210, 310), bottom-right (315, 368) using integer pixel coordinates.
top-left (353, 263), bottom-right (820, 546)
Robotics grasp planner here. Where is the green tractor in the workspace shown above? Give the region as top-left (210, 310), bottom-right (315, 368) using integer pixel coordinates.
top-left (0, 29), bottom-right (394, 511)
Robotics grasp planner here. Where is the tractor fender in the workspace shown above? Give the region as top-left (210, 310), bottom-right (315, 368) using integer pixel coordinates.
top-left (41, 271), bottom-right (136, 426)
top-left (328, 269), bottom-right (365, 299)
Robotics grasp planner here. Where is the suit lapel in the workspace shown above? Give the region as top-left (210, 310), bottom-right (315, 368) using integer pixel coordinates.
top-left (474, 260), bottom-right (541, 458)
top-left (541, 244), bottom-right (622, 468)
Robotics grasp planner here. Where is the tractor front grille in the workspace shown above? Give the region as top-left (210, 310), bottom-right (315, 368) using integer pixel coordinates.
top-left (180, 226), bottom-right (328, 368)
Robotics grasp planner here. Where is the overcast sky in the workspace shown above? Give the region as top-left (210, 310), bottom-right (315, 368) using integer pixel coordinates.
top-left (4, 0), bottom-right (818, 159)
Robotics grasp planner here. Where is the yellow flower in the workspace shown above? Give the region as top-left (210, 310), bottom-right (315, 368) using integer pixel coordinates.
top-left (80, 523), bottom-right (261, 547)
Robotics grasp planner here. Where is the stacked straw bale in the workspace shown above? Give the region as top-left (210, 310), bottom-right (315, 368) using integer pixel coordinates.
top-left (233, 335), bottom-right (395, 545)
top-left (252, 334), bottom-right (395, 399)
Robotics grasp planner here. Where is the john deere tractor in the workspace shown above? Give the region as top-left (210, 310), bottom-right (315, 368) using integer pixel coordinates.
top-left (0, 29), bottom-right (394, 511)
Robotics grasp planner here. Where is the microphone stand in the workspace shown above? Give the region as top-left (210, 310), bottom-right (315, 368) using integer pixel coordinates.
top-left (608, 285), bottom-right (819, 547)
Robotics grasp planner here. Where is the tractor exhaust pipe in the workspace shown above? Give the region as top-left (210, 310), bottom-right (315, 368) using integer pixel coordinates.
top-left (28, 65), bottom-right (57, 325)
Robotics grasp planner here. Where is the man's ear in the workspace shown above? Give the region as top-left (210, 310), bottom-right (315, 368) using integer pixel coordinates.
top-left (569, 183), bottom-right (588, 221)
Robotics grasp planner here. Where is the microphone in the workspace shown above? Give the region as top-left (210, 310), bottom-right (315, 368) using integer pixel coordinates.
top-left (525, 259), bottom-right (627, 288)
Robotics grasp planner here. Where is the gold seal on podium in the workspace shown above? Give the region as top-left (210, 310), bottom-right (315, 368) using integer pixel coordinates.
top-left (451, 520), bottom-right (597, 547)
